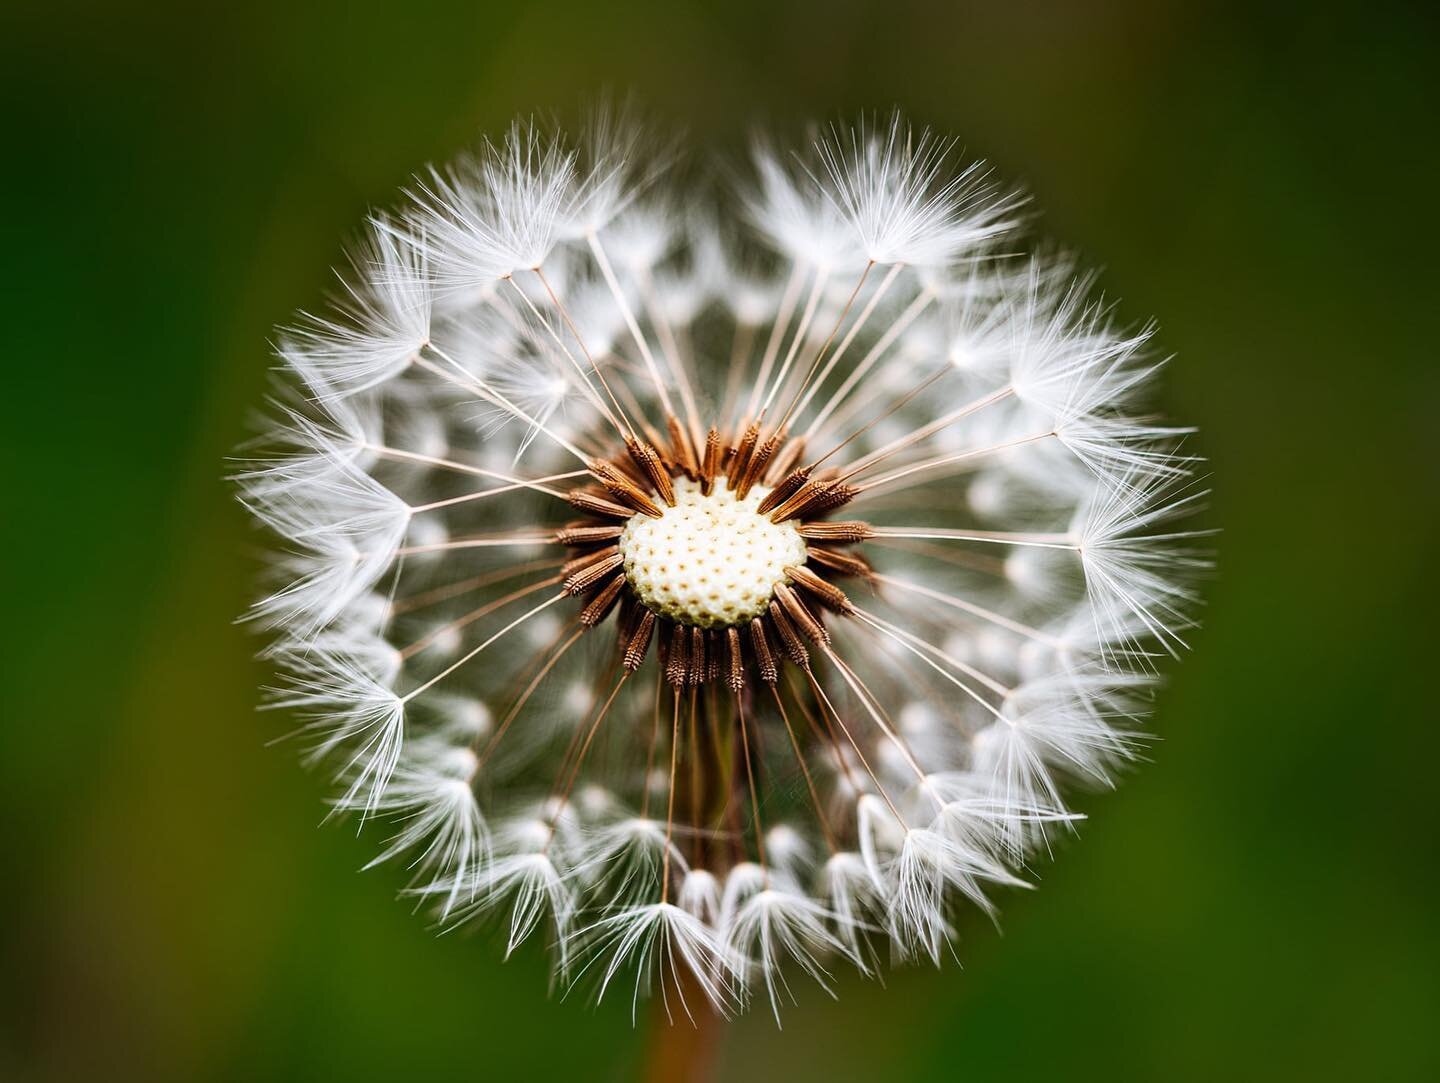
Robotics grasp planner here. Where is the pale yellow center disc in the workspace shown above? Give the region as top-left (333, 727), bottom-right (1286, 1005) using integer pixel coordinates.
top-left (618, 477), bottom-right (807, 628)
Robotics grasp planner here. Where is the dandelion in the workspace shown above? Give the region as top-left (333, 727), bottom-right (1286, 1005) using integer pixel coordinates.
top-left (237, 109), bottom-right (1206, 1024)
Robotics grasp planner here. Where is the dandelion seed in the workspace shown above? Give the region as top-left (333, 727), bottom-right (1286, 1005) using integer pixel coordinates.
top-left (238, 108), bottom-right (1207, 1021)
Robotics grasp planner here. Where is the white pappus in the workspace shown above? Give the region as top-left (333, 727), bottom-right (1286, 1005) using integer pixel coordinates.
top-left (236, 106), bottom-right (1208, 1022)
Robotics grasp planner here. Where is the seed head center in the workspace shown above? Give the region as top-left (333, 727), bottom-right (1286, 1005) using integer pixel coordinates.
top-left (618, 477), bottom-right (807, 628)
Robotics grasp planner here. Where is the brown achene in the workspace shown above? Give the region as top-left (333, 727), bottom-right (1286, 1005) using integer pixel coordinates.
top-left (559, 424), bottom-right (874, 691)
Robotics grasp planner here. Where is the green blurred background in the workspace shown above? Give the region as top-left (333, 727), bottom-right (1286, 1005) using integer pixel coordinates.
top-left (4, 1), bottom-right (1437, 1079)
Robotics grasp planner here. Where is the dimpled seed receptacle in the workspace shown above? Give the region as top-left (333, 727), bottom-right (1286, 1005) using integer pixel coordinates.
top-left (618, 477), bottom-right (807, 628)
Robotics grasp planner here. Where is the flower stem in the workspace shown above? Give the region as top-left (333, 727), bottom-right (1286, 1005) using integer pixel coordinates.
top-left (643, 966), bottom-right (727, 1083)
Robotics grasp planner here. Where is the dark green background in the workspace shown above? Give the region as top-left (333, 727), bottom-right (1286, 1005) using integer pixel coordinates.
top-left (4, 2), bottom-right (1436, 1079)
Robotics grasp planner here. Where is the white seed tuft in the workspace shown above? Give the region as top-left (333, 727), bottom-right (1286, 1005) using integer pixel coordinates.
top-left (238, 108), bottom-right (1207, 1023)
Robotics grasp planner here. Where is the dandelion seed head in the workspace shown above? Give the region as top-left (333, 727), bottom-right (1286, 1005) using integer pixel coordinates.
top-left (237, 107), bottom-right (1207, 1020)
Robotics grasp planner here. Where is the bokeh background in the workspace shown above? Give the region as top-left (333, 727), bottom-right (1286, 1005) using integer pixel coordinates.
top-left (4, 1), bottom-right (1437, 1079)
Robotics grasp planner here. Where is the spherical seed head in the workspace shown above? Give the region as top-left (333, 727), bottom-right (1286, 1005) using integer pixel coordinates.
top-left (619, 477), bottom-right (807, 628)
top-left (241, 109), bottom-right (1208, 1019)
